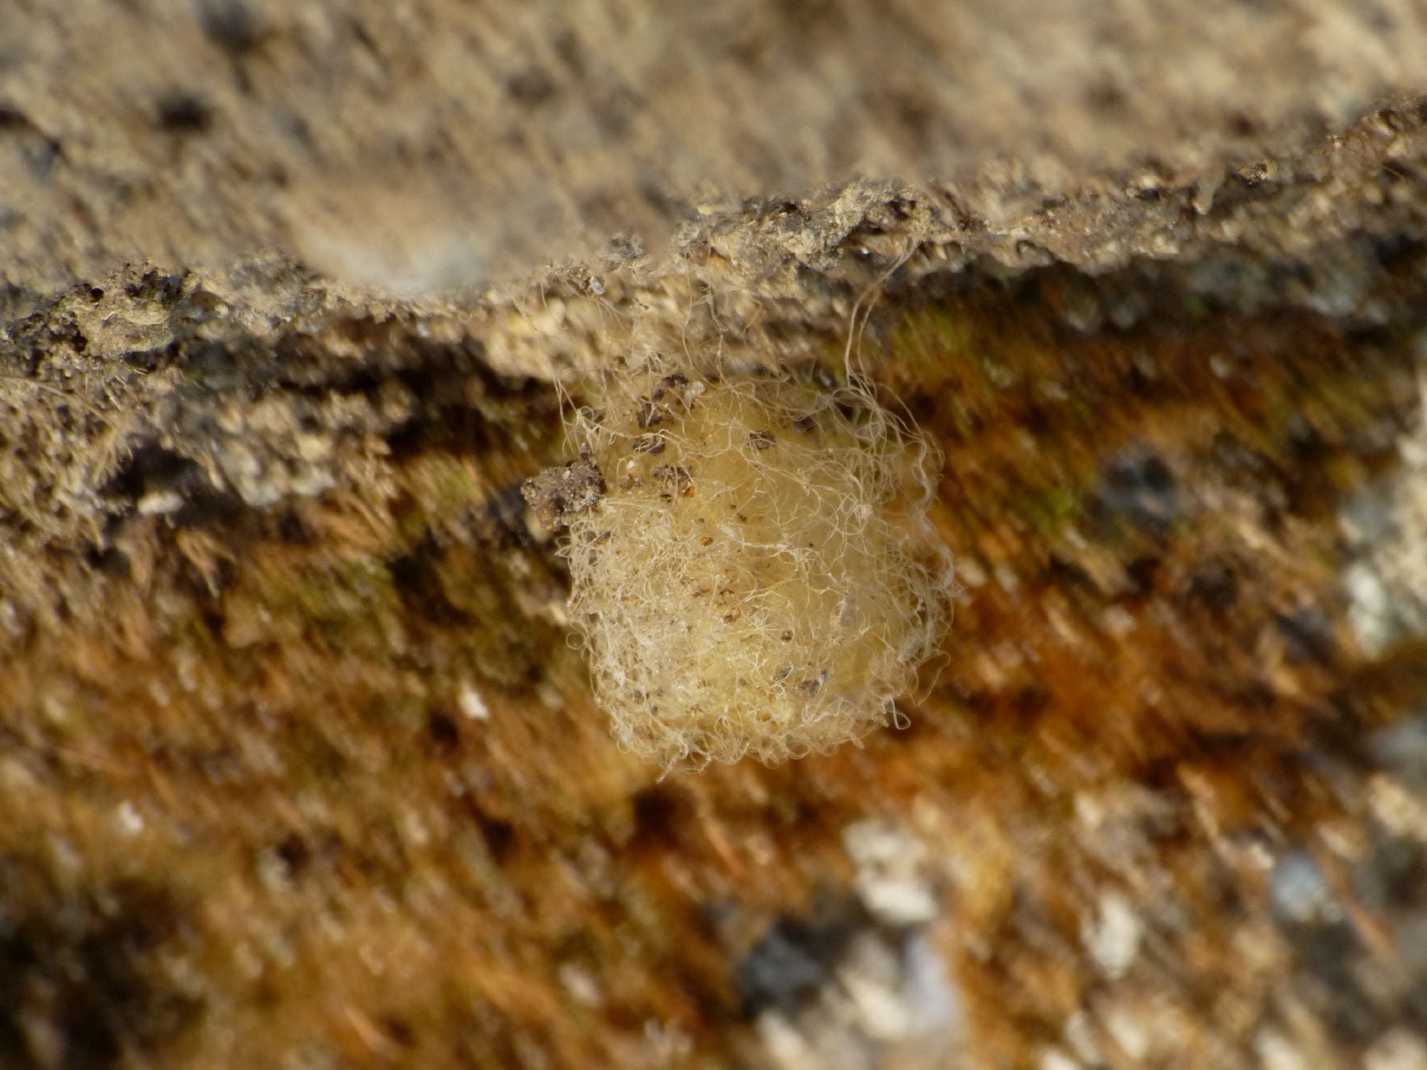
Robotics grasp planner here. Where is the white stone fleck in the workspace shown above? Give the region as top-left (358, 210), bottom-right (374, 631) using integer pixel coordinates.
top-left (1269, 851), bottom-right (1339, 925)
top-left (0, 598), bottom-right (24, 639)
top-left (137, 489), bottom-right (186, 515)
top-left (558, 962), bottom-right (603, 1008)
top-left (901, 932), bottom-right (962, 1036)
top-left (1366, 1029), bottom-right (1427, 1070)
top-left (1040, 1049), bottom-right (1081, 1070)
top-left (458, 682), bottom-right (490, 721)
top-left (956, 558), bottom-right (988, 588)
top-left (115, 799), bottom-right (145, 835)
top-left (757, 1012), bottom-right (813, 1066)
top-left (842, 820), bottom-right (938, 926)
top-left (840, 952), bottom-right (912, 1040)
top-left (994, 562), bottom-right (1021, 594)
top-left (1082, 892), bottom-right (1142, 979)
top-left (756, 927), bottom-right (962, 1070)
top-left (290, 465), bottom-right (335, 498)
top-left (1256, 1029), bottom-right (1306, 1070)
top-left (1342, 378), bottom-right (1427, 656)
top-left (1103, 1005), bottom-right (1149, 1060)
top-left (1064, 1011), bottom-right (1103, 1065)
top-left (1345, 561), bottom-right (1394, 657)
top-left (1102, 604), bottom-right (1137, 638)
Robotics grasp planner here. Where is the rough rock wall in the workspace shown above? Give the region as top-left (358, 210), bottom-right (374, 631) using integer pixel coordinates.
top-left (4, 0), bottom-right (1427, 293)
top-left (6, 4), bottom-right (1427, 1070)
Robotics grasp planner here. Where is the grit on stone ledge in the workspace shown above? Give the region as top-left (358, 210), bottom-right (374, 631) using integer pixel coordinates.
top-left (4, 0), bottom-right (1427, 294)
top-left (7, 3), bottom-right (1427, 1069)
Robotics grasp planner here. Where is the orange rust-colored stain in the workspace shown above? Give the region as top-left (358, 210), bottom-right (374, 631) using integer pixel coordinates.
top-left (1, 272), bottom-right (1425, 1068)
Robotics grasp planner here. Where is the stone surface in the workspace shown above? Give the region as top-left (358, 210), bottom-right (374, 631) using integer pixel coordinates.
top-left (6, 4), bottom-right (1427, 1069)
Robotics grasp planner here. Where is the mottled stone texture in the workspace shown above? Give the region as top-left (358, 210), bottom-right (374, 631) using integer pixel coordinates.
top-left (6, 3), bottom-right (1427, 1068)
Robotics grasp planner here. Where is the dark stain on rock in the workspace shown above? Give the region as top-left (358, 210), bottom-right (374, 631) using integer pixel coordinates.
top-left (195, 0), bottom-right (268, 54)
top-left (390, 538), bottom-right (474, 627)
top-left (156, 91), bottom-right (214, 134)
top-left (1094, 445), bottom-right (1182, 536)
top-left (0, 861), bottom-right (202, 1068)
top-left (734, 899), bottom-right (862, 1018)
